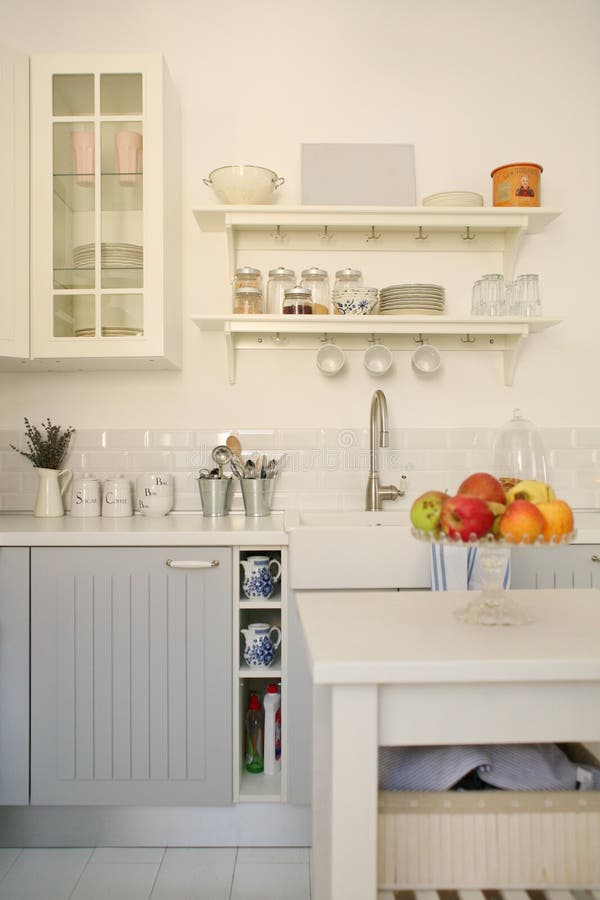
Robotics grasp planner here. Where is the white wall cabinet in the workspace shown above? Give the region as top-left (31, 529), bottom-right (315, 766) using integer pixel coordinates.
top-left (0, 50), bottom-right (181, 370)
top-left (192, 206), bottom-right (561, 385)
top-left (30, 547), bottom-right (232, 805)
top-left (0, 46), bottom-right (29, 361)
top-left (0, 548), bottom-right (29, 805)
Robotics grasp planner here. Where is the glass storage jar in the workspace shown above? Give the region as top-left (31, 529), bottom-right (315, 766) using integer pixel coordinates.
top-left (233, 266), bottom-right (261, 290)
top-left (300, 267), bottom-right (330, 315)
top-left (282, 285), bottom-right (313, 315)
top-left (234, 286), bottom-right (264, 315)
top-left (266, 267), bottom-right (295, 314)
top-left (333, 268), bottom-right (363, 291)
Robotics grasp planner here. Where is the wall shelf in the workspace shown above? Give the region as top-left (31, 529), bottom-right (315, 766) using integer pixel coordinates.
top-left (191, 313), bottom-right (562, 387)
top-left (193, 205), bottom-right (561, 283)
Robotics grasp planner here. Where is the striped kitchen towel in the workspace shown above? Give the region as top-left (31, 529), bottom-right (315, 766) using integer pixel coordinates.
top-left (430, 544), bottom-right (511, 591)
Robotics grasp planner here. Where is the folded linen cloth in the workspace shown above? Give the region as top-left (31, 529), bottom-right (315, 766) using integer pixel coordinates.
top-left (378, 743), bottom-right (600, 792)
top-left (429, 544), bottom-right (511, 591)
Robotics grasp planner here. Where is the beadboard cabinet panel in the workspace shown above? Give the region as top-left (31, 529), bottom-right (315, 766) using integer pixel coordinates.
top-left (511, 544), bottom-right (600, 590)
top-left (0, 548), bottom-right (29, 804)
top-left (31, 547), bottom-right (232, 805)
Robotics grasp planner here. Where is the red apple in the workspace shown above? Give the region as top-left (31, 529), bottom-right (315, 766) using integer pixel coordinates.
top-left (498, 499), bottom-right (545, 544)
top-left (440, 495), bottom-right (495, 541)
top-left (458, 472), bottom-right (506, 504)
top-left (410, 490), bottom-right (450, 532)
top-left (536, 499), bottom-right (574, 543)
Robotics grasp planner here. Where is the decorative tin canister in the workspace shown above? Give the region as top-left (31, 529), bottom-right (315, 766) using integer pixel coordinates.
top-left (491, 162), bottom-right (543, 207)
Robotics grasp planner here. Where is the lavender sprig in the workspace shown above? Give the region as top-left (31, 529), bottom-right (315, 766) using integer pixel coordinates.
top-left (10, 418), bottom-right (75, 470)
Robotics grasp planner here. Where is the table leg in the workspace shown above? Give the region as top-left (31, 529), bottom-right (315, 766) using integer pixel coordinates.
top-left (312, 683), bottom-right (379, 900)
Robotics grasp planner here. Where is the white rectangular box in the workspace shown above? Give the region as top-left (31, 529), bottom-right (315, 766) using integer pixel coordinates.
top-left (301, 143), bottom-right (416, 206)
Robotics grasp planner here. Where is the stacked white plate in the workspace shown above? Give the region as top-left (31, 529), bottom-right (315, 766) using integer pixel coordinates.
top-left (379, 283), bottom-right (445, 316)
top-left (421, 191), bottom-right (484, 207)
top-left (73, 242), bottom-right (143, 269)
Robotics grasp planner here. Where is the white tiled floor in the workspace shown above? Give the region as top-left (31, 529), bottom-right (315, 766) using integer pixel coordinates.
top-left (0, 846), bottom-right (311, 899)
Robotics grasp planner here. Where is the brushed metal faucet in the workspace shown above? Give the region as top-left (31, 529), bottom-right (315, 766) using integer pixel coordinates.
top-left (365, 389), bottom-right (404, 511)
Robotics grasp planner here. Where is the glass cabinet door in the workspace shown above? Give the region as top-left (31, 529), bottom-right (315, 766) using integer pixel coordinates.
top-left (51, 71), bottom-right (144, 340)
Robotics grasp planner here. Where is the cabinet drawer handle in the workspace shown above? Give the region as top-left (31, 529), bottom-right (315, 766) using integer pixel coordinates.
top-left (592, 555), bottom-right (600, 563)
top-left (166, 559), bottom-right (220, 569)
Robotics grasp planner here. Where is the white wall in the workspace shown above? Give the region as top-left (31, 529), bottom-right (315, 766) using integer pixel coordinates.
top-left (0, 0), bottom-right (599, 433)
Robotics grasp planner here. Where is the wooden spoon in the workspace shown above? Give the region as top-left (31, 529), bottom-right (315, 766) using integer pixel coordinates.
top-left (226, 434), bottom-right (242, 457)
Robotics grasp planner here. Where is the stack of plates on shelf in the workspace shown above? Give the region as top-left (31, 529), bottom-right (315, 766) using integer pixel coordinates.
top-left (421, 191), bottom-right (484, 207)
top-left (379, 284), bottom-right (445, 316)
top-left (73, 327), bottom-right (143, 337)
top-left (73, 242), bottom-right (143, 269)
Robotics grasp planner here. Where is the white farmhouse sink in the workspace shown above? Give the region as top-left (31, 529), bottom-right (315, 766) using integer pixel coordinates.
top-left (285, 508), bottom-right (430, 590)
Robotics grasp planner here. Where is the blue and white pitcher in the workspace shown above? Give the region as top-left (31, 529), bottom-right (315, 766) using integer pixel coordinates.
top-left (241, 622), bottom-right (282, 668)
top-left (240, 555), bottom-right (281, 600)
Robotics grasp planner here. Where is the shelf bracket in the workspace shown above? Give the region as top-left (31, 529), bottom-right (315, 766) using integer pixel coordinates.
top-left (503, 333), bottom-right (526, 387)
top-left (503, 226), bottom-right (525, 282)
top-left (224, 327), bottom-right (236, 385)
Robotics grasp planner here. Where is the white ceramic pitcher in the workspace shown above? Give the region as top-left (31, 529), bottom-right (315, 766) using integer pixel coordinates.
top-left (33, 467), bottom-right (73, 518)
top-left (240, 622), bottom-right (282, 668)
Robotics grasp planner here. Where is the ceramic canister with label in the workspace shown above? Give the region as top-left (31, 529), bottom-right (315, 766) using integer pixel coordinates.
top-left (70, 473), bottom-right (101, 517)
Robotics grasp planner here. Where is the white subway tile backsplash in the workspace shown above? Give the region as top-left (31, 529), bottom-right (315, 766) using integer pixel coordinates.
top-left (1, 424), bottom-right (599, 512)
top-left (541, 428), bottom-right (575, 449)
top-left (128, 450), bottom-right (175, 470)
top-left (148, 430), bottom-right (195, 449)
top-left (71, 430), bottom-right (109, 450)
top-left (0, 430), bottom-right (21, 451)
top-left (82, 451), bottom-right (129, 471)
top-left (276, 429), bottom-right (321, 450)
top-left (574, 428), bottom-right (600, 449)
top-left (447, 429), bottom-right (496, 450)
top-left (238, 429), bottom-right (278, 450)
top-left (104, 430), bottom-right (146, 450)
top-left (551, 449), bottom-right (597, 468)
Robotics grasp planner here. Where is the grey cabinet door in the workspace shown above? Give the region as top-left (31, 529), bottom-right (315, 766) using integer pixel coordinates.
top-left (511, 544), bottom-right (600, 589)
top-left (31, 547), bottom-right (232, 805)
top-left (0, 548), bottom-right (29, 804)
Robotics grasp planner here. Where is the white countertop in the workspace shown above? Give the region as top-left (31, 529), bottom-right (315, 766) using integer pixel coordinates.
top-left (0, 512), bottom-right (287, 546)
top-left (0, 509), bottom-right (599, 547)
top-left (297, 588), bottom-right (600, 685)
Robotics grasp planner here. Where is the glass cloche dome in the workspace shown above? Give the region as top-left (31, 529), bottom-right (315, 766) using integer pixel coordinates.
top-left (492, 408), bottom-right (550, 483)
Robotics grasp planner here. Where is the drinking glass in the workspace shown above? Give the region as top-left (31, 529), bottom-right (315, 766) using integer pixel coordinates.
top-left (482, 273), bottom-right (505, 316)
top-left (516, 273), bottom-right (542, 316)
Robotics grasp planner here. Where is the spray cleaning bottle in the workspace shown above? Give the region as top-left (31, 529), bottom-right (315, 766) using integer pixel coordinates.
top-left (263, 683), bottom-right (281, 775)
top-left (245, 692), bottom-right (263, 773)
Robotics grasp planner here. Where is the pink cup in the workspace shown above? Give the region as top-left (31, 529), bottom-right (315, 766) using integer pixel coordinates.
top-left (115, 130), bottom-right (143, 185)
top-left (71, 131), bottom-right (94, 185)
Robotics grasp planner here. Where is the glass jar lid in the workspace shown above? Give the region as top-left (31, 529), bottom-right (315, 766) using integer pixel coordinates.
top-left (234, 286), bottom-right (262, 296)
top-left (335, 267), bottom-right (362, 279)
top-left (234, 266), bottom-right (261, 276)
top-left (301, 267), bottom-right (328, 279)
top-left (268, 266), bottom-right (295, 278)
top-left (284, 285), bottom-right (312, 299)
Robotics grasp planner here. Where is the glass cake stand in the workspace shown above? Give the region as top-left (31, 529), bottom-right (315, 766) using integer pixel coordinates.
top-left (412, 528), bottom-right (576, 626)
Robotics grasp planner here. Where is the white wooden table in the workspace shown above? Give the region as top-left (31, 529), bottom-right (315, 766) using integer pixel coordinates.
top-left (297, 588), bottom-right (600, 900)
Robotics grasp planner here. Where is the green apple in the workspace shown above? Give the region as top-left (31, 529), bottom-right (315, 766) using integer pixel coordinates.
top-left (410, 490), bottom-right (449, 532)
